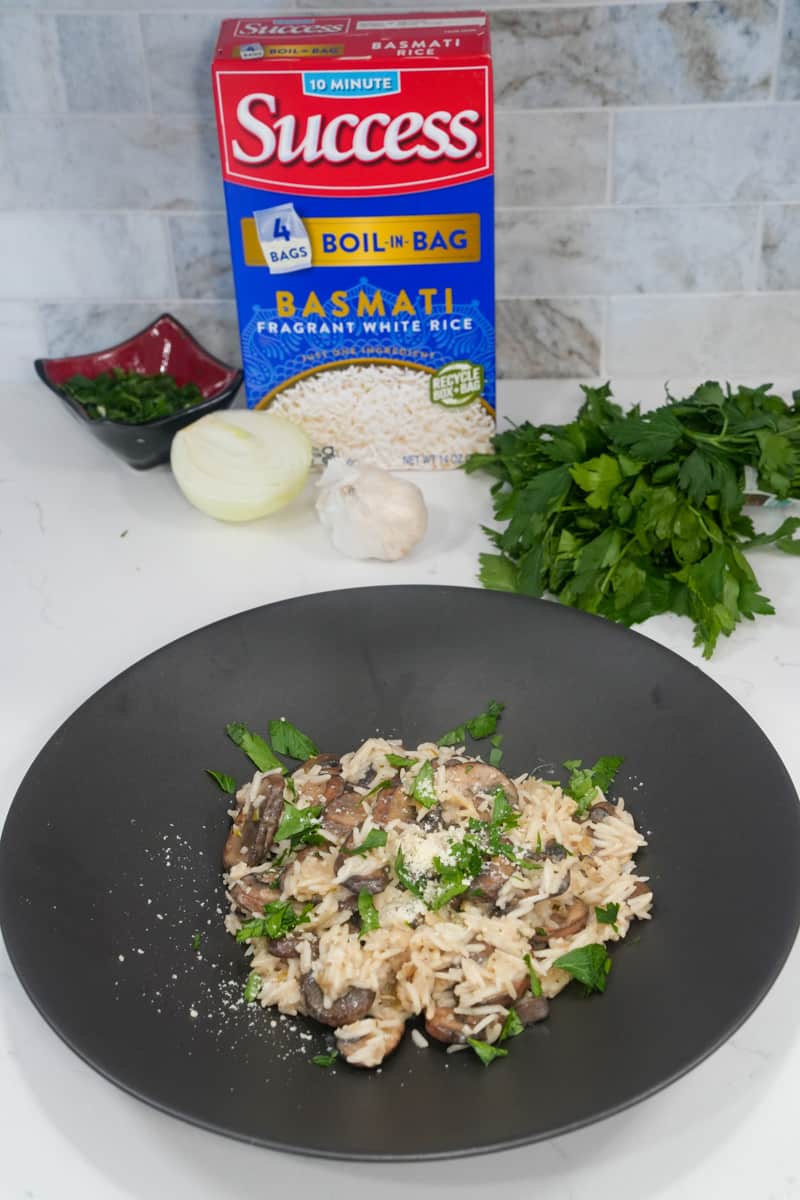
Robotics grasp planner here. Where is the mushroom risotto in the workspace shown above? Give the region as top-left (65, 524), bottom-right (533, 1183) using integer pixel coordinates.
top-left (221, 724), bottom-right (652, 1069)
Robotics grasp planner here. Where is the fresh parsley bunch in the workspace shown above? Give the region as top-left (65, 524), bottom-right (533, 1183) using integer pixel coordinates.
top-left (466, 382), bottom-right (800, 657)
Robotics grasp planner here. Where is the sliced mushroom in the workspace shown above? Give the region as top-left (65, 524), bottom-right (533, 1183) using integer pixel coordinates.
top-left (300, 973), bottom-right (375, 1028)
top-left (471, 856), bottom-right (515, 902)
top-left (589, 801), bottom-right (618, 822)
top-left (551, 868), bottom-right (572, 898)
top-left (222, 771), bottom-right (285, 870)
top-left (424, 1006), bottom-right (472, 1044)
top-left (418, 804), bottom-right (444, 832)
top-left (293, 754), bottom-right (345, 806)
top-left (515, 994), bottom-right (550, 1025)
top-left (629, 880), bottom-right (652, 899)
top-left (229, 874), bottom-right (281, 916)
top-left (371, 782), bottom-right (415, 827)
top-left (322, 786), bottom-right (367, 839)
top-left (539, 897), bottom-right (590, 941)
top-left (267, 933), bottom-right (319, 959)
top-left (341, 868), bottom-right (389, 896)
top-left (530, 932), bottom-right (549, 951)
top-left (442, 761), bottom-right (519, 816)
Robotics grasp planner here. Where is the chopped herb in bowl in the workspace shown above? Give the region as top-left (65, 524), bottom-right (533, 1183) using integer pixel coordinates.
top-left (62, 368), bottom-right (205, 425)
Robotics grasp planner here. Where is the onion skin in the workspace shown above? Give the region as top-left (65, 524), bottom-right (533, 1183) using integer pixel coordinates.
top-left (170, 411), bottom-right (311, 522)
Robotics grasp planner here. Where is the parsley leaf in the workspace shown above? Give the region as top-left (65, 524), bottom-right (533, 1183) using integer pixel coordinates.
top-left (595, 901), bottom-right (620, 931)
top-left (205, 769), bottom-right (237, 794)
top-left (236, 900), bottom-right (314, 943)
top-left (563, 756), bottom-right (623, 818)
top-left (467, 1038), bottom-right (509, 1066)
top-left (498, 1007), bottom-right (524, 1042)
top-left (357, 890), bottom-right (380, 935)
top-left (366, 778), bottom-right (394, 798)
top-left (226, 722), bottom-right (284, 773)
top-left (411, 760), bottom-right (437, 808)
top-left (311, 1050), bottom-right (338, 1068)
top-left (243, 970), bottom-right (262, 1002)
top-left (438, 700), bottom-right (505, 746)
top-left (488, 733), bottom-right (504, 767)
top-left (275, 801), bottom-right (325, 847)
top-left (395, 848), bottom-right (426, 899)
top-left (268, 718), bottom-right (319, 761)
top-left (523, 952), bottom-right (543, 997)
top-left (554, 944), bottom-right (612, 994)
top-left (346, 829), bottom-right (388, 857)
top-left (386, 753), bottom-right (417, 769)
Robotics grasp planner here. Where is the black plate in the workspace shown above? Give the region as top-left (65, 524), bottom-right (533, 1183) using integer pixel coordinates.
top-left (2, 587), bottom-right (799, 1160)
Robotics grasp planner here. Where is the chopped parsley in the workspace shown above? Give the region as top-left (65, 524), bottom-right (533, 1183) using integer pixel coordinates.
top-left (427, 857), bottom-right (473, 911)
top-left (488, 733), bottom-right (504, 767)
top-left (191, 931), bottom-right (203, 952)
top-left (268, 718), bottom-right (319, 761)
top-left (226, 722), bottom-right (284, 773)
top-left (357, 890), bottom-right (380, 935)
top-left (311, 1050), bottom-right (338, 1068)
top-left (366, 778), bottom-right (394, 798)
top-left (554, 944), bottom-right (612, 994)
top-left (467, 1038), bottom-right (509, 1066)
top-left (438, 699), bottom-right (505, 746)
top-left (346, 829), bottom-right (388, 857)
top-left (498, 1007), bottom-right (524, 1043)
top-left (395, 847), bottom-right (426, 900)
top-left (523, 952), bottom-right (543, 998)
top-left (411, 760), bottom-right (437, 808)
top-left (563, 755), bottom-right (623, 818)
top-left (236, 899), bottom-right (314, 943)
top-left (274, 800), bottom-right (325, 848)
top-left (243, 970), bottom-right (262, 1003)
top-left (205, 769), bottom-right (237, 794)
top-left (385, 753), bottom-right (417, 769)
top-left (595, 901), bottom-right (620, 932)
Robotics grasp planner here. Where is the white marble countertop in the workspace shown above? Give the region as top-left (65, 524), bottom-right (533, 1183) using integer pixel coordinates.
top-left (2, 378), bottom-right (799, 1200)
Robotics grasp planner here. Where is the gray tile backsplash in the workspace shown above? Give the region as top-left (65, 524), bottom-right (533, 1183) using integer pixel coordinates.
top-left (0, 117), bottom-right (223, 210)
top-left (55, 15), bottom-right (150, 113)
top-left (3, 0), bottom-right (799, 388)
top-left (492, 0), bottom-right (777, 109)
top-left (614, 106), bottom-right (800, 204)
top-left (495, 112), bottom-right (608, 207)
top-left (497, 206), bottom-right (758, 295)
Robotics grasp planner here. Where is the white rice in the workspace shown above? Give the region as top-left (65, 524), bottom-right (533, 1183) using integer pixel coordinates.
top-left (266, 362), bottom-right (495, 470)
top-left (224, 738), bottom-right (652, 1068)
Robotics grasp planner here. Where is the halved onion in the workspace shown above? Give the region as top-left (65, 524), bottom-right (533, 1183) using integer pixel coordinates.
top-left (171, 410), bottom-right (311, 522)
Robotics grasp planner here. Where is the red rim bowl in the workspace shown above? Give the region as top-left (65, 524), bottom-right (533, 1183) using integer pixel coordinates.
top-left (34, 313), bottom-right (244, 469)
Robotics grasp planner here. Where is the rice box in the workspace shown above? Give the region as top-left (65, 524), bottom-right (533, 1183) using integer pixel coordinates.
top-left (211, 12), bottom-right (495, 469)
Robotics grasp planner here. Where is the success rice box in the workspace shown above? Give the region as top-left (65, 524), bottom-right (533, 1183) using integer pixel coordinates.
top-left (211, 12), bottom-right (495, 469)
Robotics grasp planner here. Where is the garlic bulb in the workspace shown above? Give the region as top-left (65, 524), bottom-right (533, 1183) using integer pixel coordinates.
top-left (315, 460), bottom-right (428, 560)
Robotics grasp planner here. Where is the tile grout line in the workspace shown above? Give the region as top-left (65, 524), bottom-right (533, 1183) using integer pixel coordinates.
top-left (161, 213), bottom-right (181, 300)
top-left (605, 110), bottom-right (616, 207)
top-left (771, 0), bottom-right (787, 102)
top-left (13, 290), bottom-right (800, 304)
top-left (19, 0), bottom-right (783, 14)
top-left (6, 101), bottom-right (800, 121)
top-left (754, 204), bottom-right (766, 291)
top-left (133, 12), bottom-right (154, 116)
top-left (599, 297), bottom-right (610, 378)
top-left (9, 203), bottom-right (800, 217)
